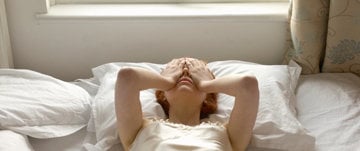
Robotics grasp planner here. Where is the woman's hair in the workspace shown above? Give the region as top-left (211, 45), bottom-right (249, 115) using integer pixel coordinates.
top-left (155, 60), bottom-right (218, 119)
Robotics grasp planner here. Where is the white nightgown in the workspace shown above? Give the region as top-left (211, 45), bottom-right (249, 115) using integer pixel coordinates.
top-left (130, 119), bottom-right (232, 151)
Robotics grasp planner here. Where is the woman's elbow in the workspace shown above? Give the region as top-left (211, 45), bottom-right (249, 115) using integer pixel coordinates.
top-left (237, 75), bottom-right (259, 104)
top-left (239, 75), bottom-right (259, 92)
top-left (116, 67), bottom-right (138, 85)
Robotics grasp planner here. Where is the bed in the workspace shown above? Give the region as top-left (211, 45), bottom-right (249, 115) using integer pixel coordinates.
top-left (1, 59), bottom-right (359, 151)
top-left (2, 0), bottom-right (360, 149)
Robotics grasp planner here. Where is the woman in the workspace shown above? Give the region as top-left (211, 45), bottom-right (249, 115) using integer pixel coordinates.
top-left (115, 57), bottom-right (259, 151)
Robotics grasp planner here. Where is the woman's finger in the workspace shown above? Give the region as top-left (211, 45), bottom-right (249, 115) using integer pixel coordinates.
top-left (189, 58), bottom-right (202, 68)
top-left (186, 58), bottom-right (195, 67)
top-left (179, 59), bottom-right (186, 69)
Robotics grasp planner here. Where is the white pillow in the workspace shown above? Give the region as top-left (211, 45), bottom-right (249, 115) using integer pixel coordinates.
top-left (86, 60), bottom-right (314, 151)
top-left (0, 130), bottom-right (34, 151)
top-left (85, 63), bottom-right (165, 151)
top-left (208, 60), bottom-right (314, 150)
top-left (0, 69), bottom-right (91, 138)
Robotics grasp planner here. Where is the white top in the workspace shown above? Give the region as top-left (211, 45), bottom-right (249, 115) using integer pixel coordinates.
top-left (130, 119), bottom-right (232, 151)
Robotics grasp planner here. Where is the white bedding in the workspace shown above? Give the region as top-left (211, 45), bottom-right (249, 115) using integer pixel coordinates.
top-left (0, 69), bottom-right (92, 138)
top-left (296, 73), bottom-right (360, 151)
top-left (29, 127), bottom-right (101, 151)
top-left (2, 63), bottom-right (359, 151)
top-left (85, 60), bottom-right (314, 151)
top-left (0, 130), bottom-right (34, 151)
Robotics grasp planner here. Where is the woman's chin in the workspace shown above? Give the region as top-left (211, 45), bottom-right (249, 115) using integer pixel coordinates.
top-left (176, 86), bottom-right (195, 92)
top-left (176, 83), bottom-right (196, 90)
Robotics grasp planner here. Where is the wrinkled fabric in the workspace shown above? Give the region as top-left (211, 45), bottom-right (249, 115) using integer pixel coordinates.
top-left (130, 119), bottom-right (232, 151)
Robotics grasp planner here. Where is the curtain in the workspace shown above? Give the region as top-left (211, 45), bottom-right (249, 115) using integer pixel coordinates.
top-left (0, 0), bottom-right (14, 68)
top-left (283, 0), bottom-right (360, 76)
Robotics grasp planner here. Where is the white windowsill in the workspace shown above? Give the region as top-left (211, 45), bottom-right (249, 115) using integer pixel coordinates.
top-left (36, 2), bottom-right (289, 21)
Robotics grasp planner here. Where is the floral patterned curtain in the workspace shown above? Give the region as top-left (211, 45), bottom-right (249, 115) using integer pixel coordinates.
top-left (284, 0), bottom-right (360, 76)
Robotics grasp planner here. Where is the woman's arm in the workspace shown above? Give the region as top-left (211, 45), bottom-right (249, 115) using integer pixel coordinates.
top-left (115, 59), bottom-right (184, 149)
top-left (187, 58), bottom-right (259, 151)
top-left (200, 75), bottom-right (259, 151)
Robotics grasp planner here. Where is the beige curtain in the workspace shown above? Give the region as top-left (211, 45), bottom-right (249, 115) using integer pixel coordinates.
top-left (0, 0), bottom-right (14, 68)
top-left (322, 0), bottom-right (360, 76)
top-left (284, 0), bottom-right (360, 76)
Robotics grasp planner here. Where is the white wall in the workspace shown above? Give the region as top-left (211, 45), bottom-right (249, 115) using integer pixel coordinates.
top-left (0, 0), bottom-right (13, 68)
top-left (5, 0), bottom-right (288, 81)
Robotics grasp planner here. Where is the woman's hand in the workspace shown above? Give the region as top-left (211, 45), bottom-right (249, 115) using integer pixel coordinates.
top-left (186, 58), bottom-right (213, 89)
top-left (161, 58), bottom-right (186, 86)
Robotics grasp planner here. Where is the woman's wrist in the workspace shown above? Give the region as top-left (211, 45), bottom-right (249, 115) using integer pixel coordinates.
top-left (160, 76), bottom-right (176, 91)
top-left (198, 80), bottom-right (213, 93)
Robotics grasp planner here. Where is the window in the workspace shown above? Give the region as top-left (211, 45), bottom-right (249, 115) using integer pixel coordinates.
top-left (40, 0), bottom-right (289, 20)
top-left (54, 0), bottom-right (287, 4)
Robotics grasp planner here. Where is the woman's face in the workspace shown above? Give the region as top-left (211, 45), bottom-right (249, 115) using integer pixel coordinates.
top-left (164, 58), bottom-right (211, 106)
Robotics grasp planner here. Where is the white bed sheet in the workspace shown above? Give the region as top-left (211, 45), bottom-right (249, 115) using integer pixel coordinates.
top-left (0, 130), bottom-right (34, 151)
top-left (29, 127), bottom-right (90, 151)
top-left (296, 73), bottom-right (360, 151)
top-left (29, 127), bottom-right (124, 151)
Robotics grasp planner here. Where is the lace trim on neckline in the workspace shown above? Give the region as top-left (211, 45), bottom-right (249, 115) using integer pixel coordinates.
top-left (148, 118), bottom-right (225, 129)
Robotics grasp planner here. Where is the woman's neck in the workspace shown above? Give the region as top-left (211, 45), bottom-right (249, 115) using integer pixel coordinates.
top-left (168, 104), bottom-right (201, 126)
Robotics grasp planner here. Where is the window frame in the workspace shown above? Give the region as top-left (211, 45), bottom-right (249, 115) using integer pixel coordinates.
top-left (54, 0), bottom-right (288, 4)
